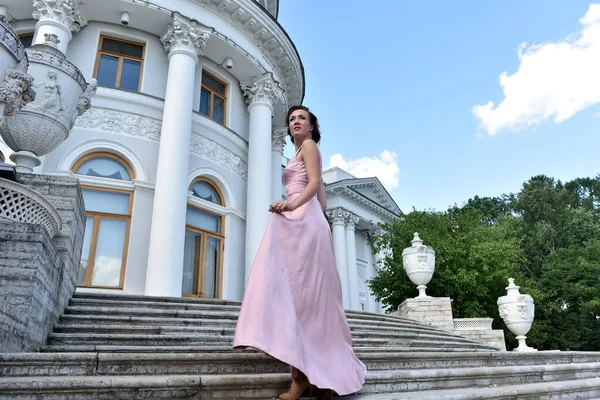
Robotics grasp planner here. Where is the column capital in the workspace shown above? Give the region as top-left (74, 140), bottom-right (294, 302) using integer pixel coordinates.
top-left (325, 207), bottom-right (349, 226)
top-left (240, 72), bottom-right (284, 108)
top-left (271, 127), bottom-right (287, 154)
top-left (161, 12), bottom-right (211, 61)
top-left (344, 212), bottom-right (360, 231)
top-left (32, 0), bottom-right (86, 33)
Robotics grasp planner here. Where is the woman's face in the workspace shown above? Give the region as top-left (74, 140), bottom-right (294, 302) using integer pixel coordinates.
top-left (288, 109), bottom-right (313, 143)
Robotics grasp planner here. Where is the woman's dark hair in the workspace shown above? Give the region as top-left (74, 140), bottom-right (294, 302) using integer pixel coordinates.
top-left (286, 105), bottom-right (321, 144)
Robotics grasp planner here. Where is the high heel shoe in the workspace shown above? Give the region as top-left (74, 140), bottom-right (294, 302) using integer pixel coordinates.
top-left (278, 378), bottom-right (311, 400)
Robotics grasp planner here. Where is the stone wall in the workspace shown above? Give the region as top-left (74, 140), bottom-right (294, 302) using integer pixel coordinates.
top-left (0, 174), bottom-right (85, 352)
top-left (453, 329), bottom-right (507, 351)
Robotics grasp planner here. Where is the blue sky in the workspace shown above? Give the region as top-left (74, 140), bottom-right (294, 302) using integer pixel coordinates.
top-left (278, 1), bottom-right (600, 213)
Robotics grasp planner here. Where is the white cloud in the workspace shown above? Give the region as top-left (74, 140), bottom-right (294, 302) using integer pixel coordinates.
top-left (473, 3), bottom-right (600, 135)
top-left (327, 150), bottom-right (399, 190)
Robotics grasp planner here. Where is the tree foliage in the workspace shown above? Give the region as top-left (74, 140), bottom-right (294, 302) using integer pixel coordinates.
top-left (369, 174), bottom-right (600, 351)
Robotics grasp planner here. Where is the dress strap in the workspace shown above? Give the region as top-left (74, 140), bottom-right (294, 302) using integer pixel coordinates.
top-left (294, 146), bottom-right (302, 157)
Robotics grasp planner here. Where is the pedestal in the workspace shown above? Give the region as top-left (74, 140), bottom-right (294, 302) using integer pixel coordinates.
top-left (394, 297), bottom-right (454, 332)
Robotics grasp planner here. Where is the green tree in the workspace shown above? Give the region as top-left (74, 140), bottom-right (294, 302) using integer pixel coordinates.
top-left (369, 208), bottom-right (523, 321)
top-left (529, 240), bottom-right (600, 351)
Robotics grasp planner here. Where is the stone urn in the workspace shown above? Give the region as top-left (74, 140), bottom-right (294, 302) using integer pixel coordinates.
top-left (402, 232), bottom-right (436, 298)
top-left (497, 278), bottom-right (537, 352)
top-left (0, 33), bottom-right (96, 173)
top-left (0, 16), bottom-right (36, 120)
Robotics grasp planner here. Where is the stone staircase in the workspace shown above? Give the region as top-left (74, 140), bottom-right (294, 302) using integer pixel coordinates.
top-left (1, 293), bottom-right (600, 399)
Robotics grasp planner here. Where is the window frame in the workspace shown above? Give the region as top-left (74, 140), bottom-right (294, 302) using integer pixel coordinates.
top-left (184, 193), bottom-right (225, 299)
top-left (93, 35), bottom-right (146, 92)
top-left (200, 70), bottom-right (228, 125)
top-left (73, 152), bottom-right (136, 181)
top-left (72, 152), bottom-right (135, 290)
top-left (78, 185), bottom-right (134, 289)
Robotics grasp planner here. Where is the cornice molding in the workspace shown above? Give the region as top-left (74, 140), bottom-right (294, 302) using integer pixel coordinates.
top-left (326, 186), bottom-right (401, 224)
top-left (190, 0), bottom-right (303, 106)
top-left (331, 178), bottom-right (402, 215)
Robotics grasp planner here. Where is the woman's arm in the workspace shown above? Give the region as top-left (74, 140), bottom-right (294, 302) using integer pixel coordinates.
top-left (288, 139), bottom-right (321, 210)
top-left (317, 179), bottom-right (327, 211)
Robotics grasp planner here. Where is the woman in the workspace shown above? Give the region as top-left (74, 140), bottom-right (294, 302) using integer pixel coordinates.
top-left (233, 105), bottom-right (366, 399)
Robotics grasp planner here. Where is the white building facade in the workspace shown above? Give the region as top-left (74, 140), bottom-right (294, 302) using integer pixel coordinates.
top-left (0, 0), bottom-right (399, 313)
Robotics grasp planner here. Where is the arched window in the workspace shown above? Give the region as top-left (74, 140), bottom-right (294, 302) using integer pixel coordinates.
top-left (190, 178), bottom-right (223, 205)
top-left (183, 178), bottom-right (225, 298)
top-left (72, 153), bottom-right (134, 289)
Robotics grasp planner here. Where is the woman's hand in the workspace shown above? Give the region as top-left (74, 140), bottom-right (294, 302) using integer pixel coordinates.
top-left (269, 200), bottom-right (297, 213)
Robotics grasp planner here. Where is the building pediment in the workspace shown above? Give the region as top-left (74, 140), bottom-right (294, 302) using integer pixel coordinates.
top-left (325, 177), bottom-right (402, 223)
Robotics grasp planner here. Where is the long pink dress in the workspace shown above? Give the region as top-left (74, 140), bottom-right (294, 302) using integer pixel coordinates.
top-left (233, 153), bottom-right (367, 395)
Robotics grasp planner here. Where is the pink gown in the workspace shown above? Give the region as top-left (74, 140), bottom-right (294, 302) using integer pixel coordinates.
top-left (233, 153), bottom-right (367, 395)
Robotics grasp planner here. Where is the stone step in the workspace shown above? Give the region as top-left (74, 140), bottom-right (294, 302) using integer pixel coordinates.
top-left (59, 308), bottom-right (493, 349)
top-left (3, 351), bottom-right (600, 378)
top-left (62, 305), bottom-right (432, 331)
top-left (344, 377), bottom-right (600, 400)
top-left (50, 323), bottom-right (486, 347)
top-left (70, 293), bottom-right (438, 329)
top-left (41, 344), bottom-right (495, 354)
top-left (72, 291), bottom-right (242, 307)
top-left (57, 314), bottom-right (470, 341)
top-left (63, 305), bottom-right (242, 320)
top-left (69, 297), bottom-right (243, 312)
top-left (2, 364), bottom-right (600, 399)
top-left (46, 332), bottom-right (400, 348)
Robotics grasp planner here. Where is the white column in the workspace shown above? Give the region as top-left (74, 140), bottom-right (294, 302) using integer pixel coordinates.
top-left (326, 208), bottom-right (350, 309)
top-left (145, 13), bottom-right (211, 296)
top-left (32, 0), bottom-right (86, 54)
top-left (241, 73), bottom-right (283, 281)
top-left (363, 232), bottom-right (376, 313)
top-left (271, 127), bottom-right (287, 201)
top-left (373, 249), bottom-right (386, 313)
top-left (345, 212), bottom-right (361, 311)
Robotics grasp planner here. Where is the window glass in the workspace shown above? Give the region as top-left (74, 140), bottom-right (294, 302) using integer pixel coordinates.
top-left (82, 189), bottom-right (130, 215)
top-left (203, 73), bottom-right (226, 95)
top-left (101, 38), bottom-right (144, 58)
top-left (190, 181), bottom-right (221, 205)
top-left (182, 231), bottom-right (201, 296)
top-left (78, 216), bottom-right (95, 285)
top-left (90, 218), bottom-right (127, 287)
top-left (120, 59), bottom-right (142, 91)
top-left (76, 156), bottom-right (131, 180)
top-left (199, 88), bottom-right (210, 116)
top-left (19, 34), bottom-right (33, 48)
top-left (213, 96), bottom-right (225, 124)
top-left (186, 206), bottom-right (220, 233)
top-left (204, 237), bottom-right (220, 298)
top-left (96, 55), bottom-right (119, 87)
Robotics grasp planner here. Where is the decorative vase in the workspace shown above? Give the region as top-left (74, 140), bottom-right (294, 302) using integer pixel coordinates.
top-left (402, 232), bottom-right (436, 298)
top-left (0, 33), bottom-right (96, 172)
top-left (497, 278), bottom-right (537, 352)
top-left (0, 15), bottom-right (36, 120)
